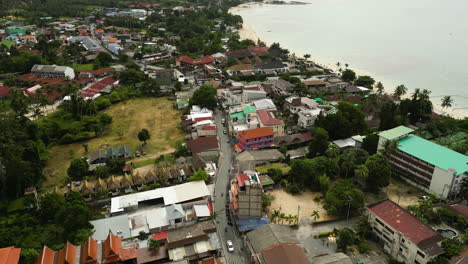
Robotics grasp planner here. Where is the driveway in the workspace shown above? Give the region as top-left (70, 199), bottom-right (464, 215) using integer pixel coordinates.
top-left (297, 218), bottom-right (358, 258)
top-left (214, 109), bottom-right (248, 264)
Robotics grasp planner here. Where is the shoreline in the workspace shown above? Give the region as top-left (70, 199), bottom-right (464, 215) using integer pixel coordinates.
top-left (229, 4), bottom-right (467, 119)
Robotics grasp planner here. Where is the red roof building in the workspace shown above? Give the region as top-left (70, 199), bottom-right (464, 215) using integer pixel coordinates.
top-left (261, 244), bottom-right (309, 264)
top-left (257, 109), bottom-right (282, 126)
top-left (0, 86), bottom-right (10, 97)
top-left (367, 200), bottom-right (444, 263)
top-left (248, 45), bottom-right (269, 56)
top-left (0, 247), bottom-right (21, 264)
top-left (202, 125), bottom-right (216, 130)
top-left (447, 203), bottom-right (468, 218)
top-left (186, 136), bottom-right (219, 153)
top-left (176, 56), bottom-right (215, 67)
top-left (236, 173), bottom-right (250, 188)
top-left (91, 68), bottom-right (113, 77)
top-left (151, 232), bottom-right (168, 241)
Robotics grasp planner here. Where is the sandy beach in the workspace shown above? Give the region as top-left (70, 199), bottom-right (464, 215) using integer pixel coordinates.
top-left (230, 4), bottom-right (468, 119)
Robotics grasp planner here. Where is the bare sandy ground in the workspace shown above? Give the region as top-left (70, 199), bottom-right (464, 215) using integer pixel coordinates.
top-left (366, 178), bottom-right (424, 208)
top-left (269, 189), bottom-right (334, 222)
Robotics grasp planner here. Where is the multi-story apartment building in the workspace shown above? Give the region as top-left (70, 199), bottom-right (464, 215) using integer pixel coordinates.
top-left (236, 127), bottom-right (275, 152)
top-left (378, 126), bottom-right (468, 199)
top-left (367, 200), bottom-right (444, 264)
top-left (230, 172), bottom-right (263, 220)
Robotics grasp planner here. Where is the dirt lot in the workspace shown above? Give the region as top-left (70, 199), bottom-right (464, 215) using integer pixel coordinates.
top-left (42, 97), bottom-right (184, 190)
top-left (366, 177), bottom-right (426, 208)
top-left (269, 189), bottom-right (334, 222)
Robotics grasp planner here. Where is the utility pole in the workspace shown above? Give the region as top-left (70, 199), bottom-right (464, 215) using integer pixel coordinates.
top-left (346, 195), bottom-right (353, 221)
top-left (297, 205), bottom-right (300, 225)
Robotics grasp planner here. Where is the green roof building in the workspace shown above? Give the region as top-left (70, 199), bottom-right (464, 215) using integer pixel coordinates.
top-left (378, 126), bottom-right (468, 199)
top-left (7, 28), bottom-right (25, 36)
top-left (378, 125), bottom-right (414, 140)
top-left (243, 105), bottom-right (256, 115)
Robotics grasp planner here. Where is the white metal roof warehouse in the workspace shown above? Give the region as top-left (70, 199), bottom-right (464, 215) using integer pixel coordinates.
top-left (110, 181), bottom-right (210, 214)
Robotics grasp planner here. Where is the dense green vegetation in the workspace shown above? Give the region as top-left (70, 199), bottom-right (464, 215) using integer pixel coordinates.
top-left (316, 101), bottom-right (367, 139)
top-left (0, 192), bottom-right (92, 263)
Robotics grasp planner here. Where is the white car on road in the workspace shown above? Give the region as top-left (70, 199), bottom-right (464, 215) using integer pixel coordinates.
top-left (226, 240), bottom-right (234, 252)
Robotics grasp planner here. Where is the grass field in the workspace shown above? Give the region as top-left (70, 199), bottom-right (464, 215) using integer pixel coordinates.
top-left (256, 163), bottom-right (291, 175)
top-left (42, 97), bottom-right (184, 190)
top-left (72, 64), bottom-right (94, 72)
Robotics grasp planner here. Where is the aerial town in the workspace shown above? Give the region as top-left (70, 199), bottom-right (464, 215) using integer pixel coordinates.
top-left (0, 0), bottom-right (467, 264)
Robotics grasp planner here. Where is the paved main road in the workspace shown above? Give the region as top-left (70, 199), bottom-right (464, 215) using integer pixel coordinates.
top-left (214, 109), bottom-right (248, 264)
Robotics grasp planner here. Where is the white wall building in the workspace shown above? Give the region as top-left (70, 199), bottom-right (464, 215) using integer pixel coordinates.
top-left (367, 200), bottom-right (444, 264)
top-left (378, 126), bottom-right (468, 199)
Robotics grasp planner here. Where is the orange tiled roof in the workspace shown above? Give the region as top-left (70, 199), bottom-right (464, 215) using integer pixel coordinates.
top-left (102, 232), bottom-right (122, 263)
top-left (64, 242), bottom-right (78, 264)
top-left (108, 38), bottom-right (117, 43)
top-left (238, 127), bottom-right (275, 140)
top-left (35, 246), bottom-right (56, 264)
top-left (0, 247), bottom-right (21, 264)
top-left (81, 237), bottom-right (99, 263)
top-left (21, 35), bottom-right (36, 39)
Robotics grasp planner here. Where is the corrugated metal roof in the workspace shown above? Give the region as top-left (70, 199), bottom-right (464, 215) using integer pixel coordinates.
top-left (378, 125), bottom-right (414, 140)
top-left (397, 135), bottom-right (468, 174)
top-left (111, 181), bottom-right (210, 213)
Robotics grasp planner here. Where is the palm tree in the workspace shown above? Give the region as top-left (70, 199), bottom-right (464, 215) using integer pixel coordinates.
top-left (270, 209), bottom-right (281, 223)
top-left (380, 139), bottom-right (398, 157)
top-left (336, 62), bottom-right (341, 72)
top-left (393, 84), bottom-right (407, 99)
top-left (293, 215), bottom-right (299, 225)
top-left (441, 96), bottom-right (453, 109)
top-left (412, 88), bottom-right (421, 101)
top-left (345, 63), bottom-right (349, 68)
top-left (279, 213), bottom-right (286, 224)
top-left (287, 214), bottom-right (294, 225)
top-left (375, 82), bottom-right (384, 95)
top-left (311, 210), bottom-right (320, 222)
top-left (419, 89), bottom-right (431, 101)
top-left (340, 154), bottom-right (355, 178)
top-left (304, 54), bottom-right (311, 60)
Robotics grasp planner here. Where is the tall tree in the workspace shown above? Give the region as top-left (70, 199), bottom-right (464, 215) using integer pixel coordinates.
top-left (138, 128), bottom-right (151, 144)
top-left (308, 127), bottom-right (330, 157)
top-left (336, 228), bottom-right (355, 252)
top-left (316, 101), bottom-right (367, 139)
top-left (393, 84), bottom-right (407, 99)
top-left (365, 153), bottom-right (391, 192)
top-left (361, 133), bottom-right (379, 155)
top-left (354, 75), bottom-right (375, 88)
top-left (324, 179), bottom-right (364, 217)
top-left (311, 210), bottom-right (320, 222)
top-left (341, 69), bottom-right (356, 82)
top-left (67, 158), bottom-right (89, 181)
top-left (190, 84), bottom-right (217, 110)
top-left (375, 82), bottom-right (384, 95)
top-left (441, 96), bottom-right (453, 109)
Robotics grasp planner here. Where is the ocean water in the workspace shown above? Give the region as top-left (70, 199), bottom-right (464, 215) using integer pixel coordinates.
top-left (233, 0), bottom-right (468, 114)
